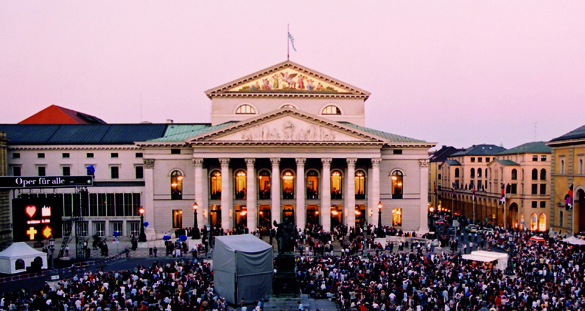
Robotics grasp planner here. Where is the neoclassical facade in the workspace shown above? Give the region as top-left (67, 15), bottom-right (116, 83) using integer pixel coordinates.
top-left (2, 61), bottom-right (435, 239)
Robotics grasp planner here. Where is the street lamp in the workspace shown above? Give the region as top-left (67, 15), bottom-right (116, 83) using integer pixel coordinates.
top-left (192, 202), bottom-right (200, 239)
top-left (377, 201), bottom-right (385, 237)
top-left (505, 234), bottom-right (514, 275)
top-left (138, 207), bottom-right (147, 242)
top-left (48, 236), bottom-right (55, 269)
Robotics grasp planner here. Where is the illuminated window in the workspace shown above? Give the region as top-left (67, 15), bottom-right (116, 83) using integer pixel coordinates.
top-left (538, 213), bottom-right (546, 232)
top-left (235, 205), bottom-right (248, 230)
top-left (355, 170), bottom-right (366, 200)
top-left (392, 208), bottom-right (402, 226)
top-left (282, 170), bottom-right (295, 199)
top-left (172, 210), bottom-right (183, 228)
top-left (306, 170), bottom-right (319, 200)
top-left (236, 104), bottom-right (256, 114)
top-left (235, 170), bottom-right (247, 200)
top-left (210, 170), bottom-right (221, 200)
top-left (258, 170), bottom-right (271, 200)
top-left (170, 170), bottom-right (183, 200)
top-left (331, 170), bottom-right (343, 200)
top-left (530, 213), bottom-right (538, 231)
top-left (391, 170), bottom-right (403, 199)
top-left (321, 105), bottom-right (341, 115)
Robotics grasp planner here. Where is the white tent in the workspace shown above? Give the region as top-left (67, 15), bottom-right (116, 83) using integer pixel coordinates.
top-left (562, 236), bottom-right (585, 245)
top-left (0, 242), bottom-right (48, 274)
top-left (462, 250), bottom-right (508, 270)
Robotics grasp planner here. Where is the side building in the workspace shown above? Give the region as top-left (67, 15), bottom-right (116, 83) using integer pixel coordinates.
top-left (428, 146), bottom-right (464, 213)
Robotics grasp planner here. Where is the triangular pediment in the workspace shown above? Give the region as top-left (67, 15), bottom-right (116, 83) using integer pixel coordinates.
top-left (188, 108), bottom-right (385, 145)
top-left (205, 60), bottom-right (370, 99)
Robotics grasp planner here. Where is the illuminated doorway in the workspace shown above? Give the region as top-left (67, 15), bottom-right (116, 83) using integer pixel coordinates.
top-left (331, 204), bottom-right (343, 227)
top-left (283, 205), bottom-right (295, 224)
top-left (307, 205), bottom-right (319, 226)
top-left (235, 205), bottom-right (247, 232)
top-left (355, 204), bottom-right (366, 227)
top-left (259, 205), bottom-right (271, 229)
top-left (210, 205), bottom-right (221, 228)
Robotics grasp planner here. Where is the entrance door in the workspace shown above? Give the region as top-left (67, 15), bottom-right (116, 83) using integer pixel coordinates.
top-left (355, 204), bottom-right (365, 227)
top-left (306, 205), bottom-right (319, 226)
top-left (283, 205), bottom-right (295, 224)
top-left (331, 204), bottom-right (343, 227)
top-left (259, 205), bottom-right (271, 229)
top-left (210, 205), bottom-right (221, 228)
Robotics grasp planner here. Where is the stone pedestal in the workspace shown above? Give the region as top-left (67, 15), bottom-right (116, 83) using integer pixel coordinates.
top-left (272, 253), bottom-right (299, 297)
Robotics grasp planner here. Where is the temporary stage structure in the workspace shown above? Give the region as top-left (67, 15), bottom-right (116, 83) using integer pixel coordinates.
top-left (462, 250), bottom-right (508, 271)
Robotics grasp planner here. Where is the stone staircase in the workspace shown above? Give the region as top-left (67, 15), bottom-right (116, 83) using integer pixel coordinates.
top-left (259, 294), bottom-right (337, 311)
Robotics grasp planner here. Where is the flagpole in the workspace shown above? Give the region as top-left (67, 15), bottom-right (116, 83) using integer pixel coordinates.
top-left (287, 24), bottom-right (289, 61)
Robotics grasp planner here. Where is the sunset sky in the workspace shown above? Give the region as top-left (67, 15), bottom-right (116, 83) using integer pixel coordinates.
top-left (1, 1), bottom-right (584, 150)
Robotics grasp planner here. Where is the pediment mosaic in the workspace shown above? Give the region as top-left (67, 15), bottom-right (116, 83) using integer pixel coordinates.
top-left (227, 68), bottom-right (347, 93)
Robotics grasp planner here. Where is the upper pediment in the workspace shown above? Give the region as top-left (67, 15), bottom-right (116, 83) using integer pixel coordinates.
top-left (205, 60), bottom-right (370, 99)
top-left (188, 108), bottom-right (385, 145)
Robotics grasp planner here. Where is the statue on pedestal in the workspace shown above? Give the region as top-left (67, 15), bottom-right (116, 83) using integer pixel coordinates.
top-left (273, 220), bottom-right (296, 254)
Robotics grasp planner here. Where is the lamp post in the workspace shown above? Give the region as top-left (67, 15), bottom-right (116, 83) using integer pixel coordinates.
top-left (505, 234), bottom-right (514, 275)
top-left (192, 202), bottom-right (200, 239)
top-left (138, 207), bottom-right (147, 242)
top-left (377, 201), bottom-right (385, 238)
top-left (48, 236), bottom-right (55, 269)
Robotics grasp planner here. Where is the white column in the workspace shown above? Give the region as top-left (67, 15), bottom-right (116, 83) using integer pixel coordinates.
top-left (371, 158), bottom-right (381, 229)
top-left (193, 158), bottom-right (204, 232)
top-left (345, 158), bottom-right (357, 229)
top-left (321, 158), bottom-right (332, 232)
top-left (246, 158), bottom-right (257, 232)
top-left (271, 158), bottom-right (281, 223)
top-left (220, 158), bottom-right (231, 231)
top-left (419, 159), bottom-right (430, 234)
top-left (296, 158), bottom-right (306, 228)
top-left (143, 159), bottom-right (156, 239)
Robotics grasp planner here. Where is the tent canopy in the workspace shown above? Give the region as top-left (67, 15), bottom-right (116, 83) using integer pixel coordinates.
top-left (562, 236), bottom-right (585, 245)
top-left (462, 251), bottom-right (508, 270)
top-left (0, 242), bottom-right (46, 258)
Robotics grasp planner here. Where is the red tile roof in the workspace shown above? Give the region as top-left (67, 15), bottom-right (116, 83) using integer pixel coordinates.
top-left (19, 105), bottom-right (106, 124)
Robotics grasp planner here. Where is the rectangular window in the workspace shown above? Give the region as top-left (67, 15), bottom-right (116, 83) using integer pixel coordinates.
top-left (471, 157), bottom-right (475, 163)
top-left (62, 153), bottom-right (70, 158)
top-left (135, 152), bottom-right (143, 158)
top-left (391, 208), bottom-right (402, 226)
top-left (129, 222), bottom-right (139, 237)
top-left (541, 155), bottom-right (547, 161)
top-left (135, 166), bottom-right (144, 179)
top-left (171, 149), bottom-right (181, 154)
top-left (78, 221), bottom-right (88, 236)
top-left (173, 210), bottom-right (183, 228)
top-left (532, 155), bottom-right (538, 161)
top-left (111, 153), bottom-right (118, 158)
top-left (511, 184), bottom-right (517, 194)
top-left (531, 184), bottom-right (538, 195)
top-left (393, 150), bottom-right (402, 155)
top-left (115, 193), bottom-right (124, 216)
top-left (89, 193), bottom-right (98, 216)
top-left (98, 193), bottom-right (106, 216)
top-left (540, 184), bottom-right (546, 195)
top-left (38, 166), bottom-right (46, 177)
top-left (106, 193), bottom-right (115, 216)
top-left (37, 153), bottom-right (45, 158)
top-left (12, 153), bottom-right (20, 159)
top-left (559, 211), bottom-right (564, 227)
top-left (478, 158), bottom-right (482, 163)
top-left (94, 221), bottom-right (105, 236)
top-left (540, 201), bottom-right (546, 208)
top-left (12, 166), bottom-right (21, 176)
top-left (110, 166), bottom-right (119, 179)
top-left (532, 201), bottom-right (537, 208)
top-left (486, 157), bottom-right (490, 162)
top-left (560, 156), bottom-right (566, 174)
top-left (124, 193), bottom-right (133, 217)
top-left (111, 221), bottom-right (123, 237)
top-left (87, 153), bottom-right (94, 158)
top-left (62, 166), bottom-right (71, 176)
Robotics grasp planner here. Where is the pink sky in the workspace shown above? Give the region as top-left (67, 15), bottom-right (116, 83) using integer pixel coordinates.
top-left (1, 1), bottom-right (584, 149)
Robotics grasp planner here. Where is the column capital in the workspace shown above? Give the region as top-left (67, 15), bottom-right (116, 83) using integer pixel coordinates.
top-left (321, 158), bottom-right (332, 166)
top-left (219, 158), bottom-right (230, 167)
top-left (419, 159), bottom-right (429, 168)
top-left (245, 158), bottom-right (256, 166)
top-left (143, 159), bottom-right (155, 169)
top-left (296, 158), bottom-right (306, 166)
top-left (193, 158), bottom-right (204, 167)
top-left (371, 158), bottom-right (381, 167)
top-left (270, 158), bottom-right (281, 166)
top-left (346, 158), bottom-right (357, 166)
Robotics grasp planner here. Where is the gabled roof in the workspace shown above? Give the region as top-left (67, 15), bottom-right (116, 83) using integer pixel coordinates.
top-left (446, 159), bottom-right (461, 166)
top-left (429, 146), bottom-right (465, 162)
top-left (548, 124), bottom-right (585, 145)
top-left (204, 60), bottom-right (371, 100)
top-left (19, 105), bottom-right (106, 124)
top-left (0, 242), bottom-right (45, 258)
top-left (451, 144), bottom-right (506, 157)
top-left (493, 159), bottom-right (520, 166)
top-left (497, 141), bottom-right (551, 155)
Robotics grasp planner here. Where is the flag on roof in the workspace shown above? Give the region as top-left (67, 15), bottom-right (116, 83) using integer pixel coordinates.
top-left (565, 184), bottom-right (574, 210)
top-left (499, 184), bottom-right (506, 205)
top-left (288, 32), bottom-right (297, 52)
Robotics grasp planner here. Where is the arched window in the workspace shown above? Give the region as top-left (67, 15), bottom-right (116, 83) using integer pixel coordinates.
top-left (559, 209), bottom-right (564, 227)
top-left (235, 104), bottom-right (256, 114)
top-left (170, 170), bottom-right (183, 200)
top-left (280, 104), bottom-right (297, 109)
top-left (391, 170), bottom-right (403, 199)
top-left (355, 170), bottom-right (366, 200)
top-left (532, 169), bottom-right (538, 180)
top-left (15, 259), bottom-right (24, 270)
top-left (306, 170), bottom-right (319, 199)
top-left (540, 169), bottom-right (546, 181)
top-left (234, 170), bottom-right (247, 200)
top-left (258, 170), bottom-right (271, 200)
top-left (538, 213), bottom-right (547, 232)
top-left (530, 213), bottom-right (538, 231)
top-left (210, 170), bottom-right (221, 200)
top-left (321, 105), bottom-right (341, 115)
top-left (470, 168), bottom-right (475, 178)
top-left (511, 169), bottom-right (518, 180)
top-left (455, 168), bottom-right (460, 178)
top-left (282, 170), bottom-right (295, 199)
top-left (331, 170), bottom-right (343, 200)
top-left (477, 168), bottom-right (482, 178)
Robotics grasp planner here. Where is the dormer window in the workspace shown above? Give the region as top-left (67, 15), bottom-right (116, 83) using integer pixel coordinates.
top-left (236, 104), bottom-right (256, 114)
top-left (321, 105), bottom-right (341, 115)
